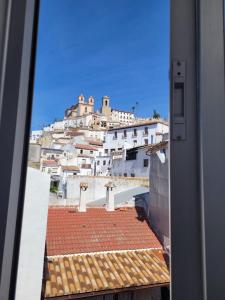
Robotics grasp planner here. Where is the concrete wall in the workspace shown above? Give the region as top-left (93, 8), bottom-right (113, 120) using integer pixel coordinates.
top-left (148, 148), bottom-right (169, 248)
top-left (66, 175), bottom-right (149, 201)
top-left (15, 168), bottom-right (50, 300)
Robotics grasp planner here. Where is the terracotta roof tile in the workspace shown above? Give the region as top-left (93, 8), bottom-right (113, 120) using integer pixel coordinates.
top-left (75, 143), bottom-right (98, 151)
top-left (42, 160), bottom-right (58, 167)
top-left (46, 207), bottom-right (162, 256)
top-left (62, 165), bottom-right (80, 171)
top-left (43, 249), bottom-right (169, 298)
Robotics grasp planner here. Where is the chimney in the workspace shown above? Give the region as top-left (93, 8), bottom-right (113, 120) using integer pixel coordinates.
top-left (105, 182), bottom-right (115, 211)
top-left (79, 182), bottom-right (88, 212)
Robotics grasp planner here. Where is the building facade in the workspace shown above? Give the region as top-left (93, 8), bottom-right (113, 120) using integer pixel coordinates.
top-left (103, 120), bottom-right (169, 154)
top-left (111, 146), bottom-right (150, 178)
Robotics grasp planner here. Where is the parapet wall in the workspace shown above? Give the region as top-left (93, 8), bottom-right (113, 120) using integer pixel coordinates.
top-left (66, 175), bottom-right (149, 201)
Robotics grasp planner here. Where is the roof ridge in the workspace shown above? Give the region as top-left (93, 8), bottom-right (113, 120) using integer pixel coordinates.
top-left (47, 247), bottom-right (163, 259)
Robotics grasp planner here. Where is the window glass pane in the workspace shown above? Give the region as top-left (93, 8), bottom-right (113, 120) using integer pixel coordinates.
top-left (19, 1), bottom-right (170, 299)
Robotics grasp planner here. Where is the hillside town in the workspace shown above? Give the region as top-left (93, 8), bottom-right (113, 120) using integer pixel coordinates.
top-left (30, 94), bottom-right (168, 201)
top-left (26, 94), bottom-right (170, 300)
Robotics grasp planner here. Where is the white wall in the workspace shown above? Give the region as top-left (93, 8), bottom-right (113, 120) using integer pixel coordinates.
top-left (111, 147), bottom-right (150, 177)
top-left (30, 130), bottom-right (42, 143)
top-left (65, 175), bottom-right (148, 201)
top-left (15, 168), bottom-right (50, 300)
top-left (104, 122), bottom-right (168, 153)
top-left (95, 155), bottom-right (112, 176)
top-left (148, 147), bottom-right (169, 248)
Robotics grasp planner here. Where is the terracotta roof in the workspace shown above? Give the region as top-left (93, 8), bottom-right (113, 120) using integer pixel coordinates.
top-left (43, 249), bottom-right (169, 299)
top-left (146, 141), bottom-right (168, 155)
top-left (75, 143), bottom-right (98, 151)
top-left (46, 207), bottom-right (162, 256)
top-left (89, 140), bottom-right (103, 146)
top-left (108, 119), bottom-right (168, 131)
top-left (65, 131), bottom-right (84, 137)
top-left (62, 166), bottom-right (80, 172)
top-left (77, 154), bottom-right (92, 158)
top-left (42, 160), bottom-right (58, 167)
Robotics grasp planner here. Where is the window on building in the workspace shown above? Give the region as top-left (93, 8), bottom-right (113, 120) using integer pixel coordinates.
top-left (124, 130), bottom-right (127, 137)
top-left (126, 148), bottom-right (138, 160)
top-left (133, 128), bottom-right (137, 136)
top-left (111, 148), bottom-right (115, 153)
top-left (131, 173), bottom-right (135, 177)
top-left (144, 127), bottom-right (148, 135)
top-left (143, 159), bottom-right (149, 167)
top-left (114, 132), bottom-right (117, 139)
top-left (144, 139), bottom-right (148, 145)
top-left (133, 140), bottom-right (137, 146)
top-left (103, 160), bottom-right (106, 165)
top-left (80, 149), bottom-right (83, 154)
top-left (90, 150), bottom-right (93, 154)
top-left (151, 135), bottom-right (154, 144)
top-left (124, 173), bottom-right (127, 177)
top-left (97, 161), bottom-right (100, 165)
top-left (105, 149), bottom-right (108, 154)
top-left (118, 148), bottom-right (122, 151)
top-left (85, 107), bottom-right (87, 113)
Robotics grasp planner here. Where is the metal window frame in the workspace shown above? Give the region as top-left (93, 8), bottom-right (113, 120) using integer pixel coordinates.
top-left (0, 0), bottom-right (39, 299)
top-left (0, 0), bottom-right (225, 299)
top-left (170, 1), bottom-right (225, 300)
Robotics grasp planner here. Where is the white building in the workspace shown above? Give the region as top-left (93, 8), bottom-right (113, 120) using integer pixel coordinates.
top-left (41, 160), bottom-right (60, 175)
top-left (30, 130), bottom-right (43, 143)
top-left (103, 120), bottom-right (168, 154)
top-left (111, 109), bottom-right (135, 125)
top-left (111, 146), bottom-right (150, 177)
top-left (95, 155), bottom-right (112, 176)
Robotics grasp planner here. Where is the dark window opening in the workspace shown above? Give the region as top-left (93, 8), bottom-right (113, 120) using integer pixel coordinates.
top-left (144, 159), bottom-right (149, 167)
top-left (126, 148), bottom-right (138, 160)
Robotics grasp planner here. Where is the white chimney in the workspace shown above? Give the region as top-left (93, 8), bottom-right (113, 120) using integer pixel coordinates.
top-left (105, 182), bottom-right (115, 211)
top-left (79, 182), bottom-right (88, 212)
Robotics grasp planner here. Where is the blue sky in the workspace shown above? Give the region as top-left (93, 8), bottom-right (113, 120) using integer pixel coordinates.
top-left (31, 0), bottom-right (169, 130)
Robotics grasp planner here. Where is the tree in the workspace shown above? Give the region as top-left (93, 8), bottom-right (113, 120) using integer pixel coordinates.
top-left (152, 109), bottom-right (161, 119)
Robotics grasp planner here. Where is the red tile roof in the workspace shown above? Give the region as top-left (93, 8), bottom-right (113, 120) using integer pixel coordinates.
top-left (75, 143), bottom-right (98, 151)
top-left (46, 207), bottom-right (162, 256)
top-left (88, 140), bottom-right (103, 146)
top-left (42, 160), bottom-right (58, 167)
top-left (61, 165), bottom-right (80, 171)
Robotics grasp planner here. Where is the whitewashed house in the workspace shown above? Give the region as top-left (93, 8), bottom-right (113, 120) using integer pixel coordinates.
top-left (103, 120), bottom-right (168, 154)
top-left (95, 155), bottom-right (112, 176)
top-left (30, 130), bottom-right (43, 143)
top-left (111, 109), bottom-right (135, 125)
top-left (41, 160), bottom-right (60, 175)
top-left (111, 146), bottom-right (150, 177)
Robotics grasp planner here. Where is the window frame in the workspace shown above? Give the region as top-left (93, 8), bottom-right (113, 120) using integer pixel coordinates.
top-left (0, 0), bottom-right (225, 299)
top-left (0, 0), bottom-right (38, 298)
